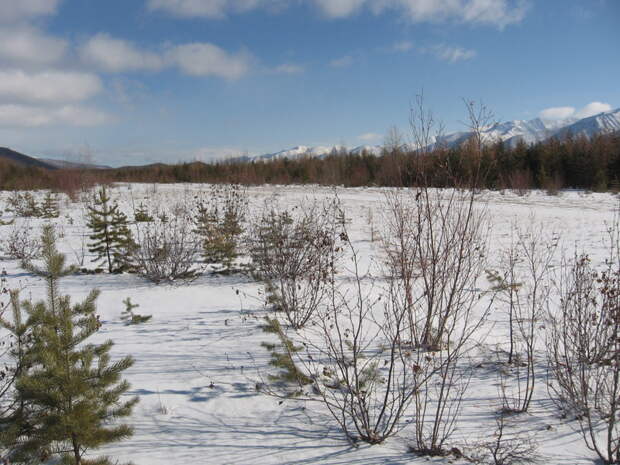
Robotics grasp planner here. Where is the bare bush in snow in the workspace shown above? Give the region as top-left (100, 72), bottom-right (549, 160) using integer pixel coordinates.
top-left (489, 222), bottom-right (557, 413)
top-left (548, 214), bottom-right (620, 464)
top-left (132, 203), bottom-right (202, 283)
top-left (2, 221), bottom-right (41, 261)
top-left (249, 198), bottom-right (341, 329)
top-left (470, 415), bottom-right (541, 465)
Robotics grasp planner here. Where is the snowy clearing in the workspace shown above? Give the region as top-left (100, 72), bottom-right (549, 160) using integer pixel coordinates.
top-left (1, 184), bottom-right (619, 465)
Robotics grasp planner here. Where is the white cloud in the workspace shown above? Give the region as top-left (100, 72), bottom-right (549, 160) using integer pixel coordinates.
top-left (54, 105), bottom-right (111, 126)
top-left (80, 33), bottom-right (164, 72)
top-left (0, 70), bottom-right (102, 104)
top-left (79, 34), bottom-right (252, 79)
top-left (147, 0), bottom-right (529, 27)
top-left (575, 101), bottom-right (612, 119)
top-left (147, 0), bottom-right (284, 18)
top-left (192, 145), bottom-right (244, 161)
top-left (313, 0), bottom-right (367, 18)
top-left (540, 102), bottom-right (613, 121)
top-left (0, 0), bottom-right (60, 23)
top-left (317, 0), bottom-right (528, 27)
top-left (330, 55), bottom-right (355, 68)
top-left (0, 104), bottom-right (109, 127)
top-left (359, 132), bottom-right (382, 142)
top-left (148, 0), bottom-right (227, 18)
top-left (273, 63), bottom-right (304, 74)
top-left (433, 44), bottom-right (477, 62)
top-left (166, 43), bottom-right (252, 79)
top-left (0, 26), bottom-right (67, 66)
top-left (539, 106), bottom-right (575, 121)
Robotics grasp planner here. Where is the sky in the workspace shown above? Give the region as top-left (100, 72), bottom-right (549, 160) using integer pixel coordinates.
top-left (0, 0), bottom-right (618, 167)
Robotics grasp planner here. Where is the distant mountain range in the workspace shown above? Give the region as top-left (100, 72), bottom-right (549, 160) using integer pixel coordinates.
top-left (2, 108), bottom-right (619, 169)
top-left (38, 158), bottom-right (111, 170)
top-left (242, 108), bottom-right (620, 162)
top-left (0, 147), bottom-right (110, 170)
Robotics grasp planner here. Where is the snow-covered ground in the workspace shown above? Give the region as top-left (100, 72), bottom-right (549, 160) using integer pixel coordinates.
top-left (1, 184), bottom-right (619, 465)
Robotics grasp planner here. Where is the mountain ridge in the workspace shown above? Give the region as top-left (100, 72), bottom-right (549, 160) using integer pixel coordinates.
top-left (243, 108), bottom-right (620, 162)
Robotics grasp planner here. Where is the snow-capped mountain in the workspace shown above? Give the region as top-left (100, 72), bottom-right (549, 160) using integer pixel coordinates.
top-left (245, 108), bottom-right (620, 161)
top-left (554, 108), bottom-right (620, 139)
top-left (255, 145), bottom-right (346, 161)
top-left (350, 145), bottom-right (384, 156)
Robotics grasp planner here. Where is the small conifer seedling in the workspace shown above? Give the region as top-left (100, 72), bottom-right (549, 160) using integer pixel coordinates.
top-left (120, 297), bottom-right (152, 325)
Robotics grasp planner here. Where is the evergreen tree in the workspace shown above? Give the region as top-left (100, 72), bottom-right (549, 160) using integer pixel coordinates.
top-left (0, 290), bottom-right (36, 461)
top-left (133, 203), bottom-right (153, 223)
top-left (109, 209), bottom-right (136, 272)
top-left (194, 185), bottom-right (246, 271)
top-left (9, 225), bottom-right (137, 465)
top-left (87, 187), bottom-right (134, 273)
top-left (120, 298), bottom-right (152, 325)
top-left (40, 192), bottom-right (60, 219)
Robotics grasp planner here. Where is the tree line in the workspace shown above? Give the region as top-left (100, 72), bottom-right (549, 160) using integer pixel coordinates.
top-left (1, 130), bottom-right (619, 193)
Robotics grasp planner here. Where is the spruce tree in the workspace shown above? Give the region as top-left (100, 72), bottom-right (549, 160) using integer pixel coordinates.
top-left (87, 187), bottom-right (134, 273)
top-left (9, 225), bottom-right (137, 465)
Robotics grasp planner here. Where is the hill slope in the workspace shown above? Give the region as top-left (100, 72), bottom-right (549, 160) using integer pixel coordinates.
top-left (0, 147), bottom-right (56, 170)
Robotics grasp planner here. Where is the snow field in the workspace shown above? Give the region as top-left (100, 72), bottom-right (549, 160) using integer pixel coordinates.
top-left (1, 184), bottom-right (619, 464)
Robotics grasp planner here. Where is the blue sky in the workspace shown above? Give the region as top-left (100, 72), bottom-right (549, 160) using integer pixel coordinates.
top-left (0, 0), bottom-right (618, 166)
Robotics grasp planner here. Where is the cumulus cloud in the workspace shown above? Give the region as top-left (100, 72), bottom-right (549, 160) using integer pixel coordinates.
top-left (330, 55), bottom-right (355, 68)
top-left (147, 0), bottom-right (529, 27)
top-left (0, 70), bottom-right (102, 104)
top-left (575, 101), bottom-right (612, 119)
top-left (539, 106), bottom-right (576, 121)
top-left (0, 26), bottom-right (67, 66)
top-left (78, 34), bottom-right (252, 79)
top-left (166, 43), bottom-right (252, 79)
top-left (0, 0), bottom-right (60, 23)
top-left (0, 104), bottom-right (109, 127)
top-left (80, 33), bottom-right (164, 72)
top-left (540, 102), bottom-right (613, 121)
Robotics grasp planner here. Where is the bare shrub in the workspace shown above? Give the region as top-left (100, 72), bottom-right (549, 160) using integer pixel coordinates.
top-left (471, 415), bottom-right (540, 465)
top-left (273, 217), bottom-right (490, 448)
top-left (2, 221), bottom-right (41, 261)
top-left (132, 203), bottom-right (202, 283)
top-left (249, 199), bottom-right (340, 329)
top-left (69, 223), bottom-right (89, 268)
top-left (508, 170), bottom-right (533, 196)
top-left (306, 237), bottom-right (439, 445)
top-left (548, 215), bottom-right (620, 464)
top-left (382, 188), bottom-right (489, 351)
top-left (488, 222), bottom-right (557, 413)
top-left (377, 97), bottom-right (493, 454)
top-left (253, 223), bottom-right (444, 445)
